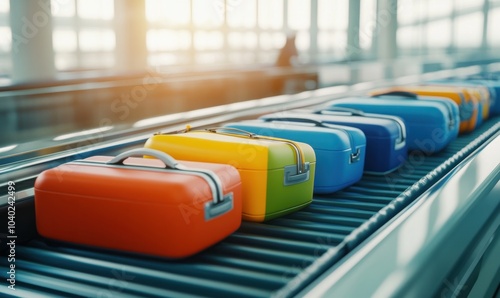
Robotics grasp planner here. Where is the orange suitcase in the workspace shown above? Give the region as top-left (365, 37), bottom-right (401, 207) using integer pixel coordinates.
top-left (34, 148), bottom-right (242, 258)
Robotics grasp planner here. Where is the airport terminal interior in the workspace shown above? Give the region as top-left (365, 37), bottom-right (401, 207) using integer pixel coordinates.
top-left (0, 0), bottom-right (499, 297)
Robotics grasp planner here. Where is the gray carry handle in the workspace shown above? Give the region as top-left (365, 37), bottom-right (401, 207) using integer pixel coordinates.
top-left (107, 148), bottom-right (180, 169)
top-left (318, 107), bottom-right (365, 116)
top-left (206, 127), bottom-right (257, 138)
top-left (262, 116), bottom-right (327, 127)
top-left (107, 148), bottom-right (233, 221)
top-left (372, 91), bottom-right (418, 99)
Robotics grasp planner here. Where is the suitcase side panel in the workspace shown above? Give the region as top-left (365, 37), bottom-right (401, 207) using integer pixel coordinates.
top-left (264, 162), bottom-right (315, 221)
top-left (420, 97), bottom-right (460, 144)
top-left (312, 148), bottom-right (365, 193)
top-left (460, 89), bottom-right (481, 130)
top-left (364, 135), bottom-right (407, 173)
top-left (317, 118), bottom-right (406, 173)
top-left (263, 142), bottom-right (315, 219)
top-left (238, 169), bottom-right (268, 222)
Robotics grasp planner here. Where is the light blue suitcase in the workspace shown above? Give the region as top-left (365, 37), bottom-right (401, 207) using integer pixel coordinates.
top-left (328, 91), bottom-right (460, 153)
top-left (224, 117), bottom-right (366, 193)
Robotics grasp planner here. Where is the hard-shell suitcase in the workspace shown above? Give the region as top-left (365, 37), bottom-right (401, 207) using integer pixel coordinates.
top-left (224, 116), bottom-right (366, 193)
top-left (426, 80), bottom-right (491, 125)
top-left (144, 127), bottom-right (316, 222)
top-left (34, 148), bottom-right (242, 258)
top-left (370, 86), bottom-right (479, 133)
top-left (463, 76), bottom-right (500, 116)
top-left (294, 108), bottom-right (407, 174)
top-left (327, 91), bottom-right (460, 153)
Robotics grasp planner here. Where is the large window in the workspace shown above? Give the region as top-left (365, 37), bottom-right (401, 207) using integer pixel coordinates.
top-left (2, 0), bottom-right (499, 77)
top-left (454, 12), bottom-right (483, 48)
top-left (397, 0), bottom-right (493, 56)
top-left (487, 7), bottom-right (500, 46)
top-left (51, 0), bottom-right (115, 70)
top-left (317, 0), bottom-right (348, 60)
top-left (359, 0), bottom-right (377, 52)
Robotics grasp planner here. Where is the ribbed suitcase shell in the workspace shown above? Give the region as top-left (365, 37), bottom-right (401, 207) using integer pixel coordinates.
top-left (224, 117), bottom-right (366, 193)
top-left (144, 128), bottom-right (316, 222)
top-left (296, 109), bottom-right (407, 174)
top-left (371, 86), bottom-right (479, 133)
top-left (34, 149), bottom-right (242, 258)
top-left (328, 92), bottom-right (460, 153)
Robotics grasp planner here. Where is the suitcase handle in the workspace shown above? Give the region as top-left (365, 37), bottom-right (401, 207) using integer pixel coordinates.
top-left (318, 107), bottom-right (365, 116)
top-left (107, 148), bottom-right (180, 169)
top-left (107, 148), bottom-right (233, 219)
top-left (372, 91), bottom-right (418, 99)
top-left (206, 127), bottom-right (257, 138)
top-left (262, 116), bottom-right (327, 127)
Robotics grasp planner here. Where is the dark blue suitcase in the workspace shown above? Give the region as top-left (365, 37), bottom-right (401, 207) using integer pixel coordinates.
top-left (327, 91), bottom-right (460, 153)
top-left (275, 109), bottom-right (407, 174)
top-left (224, 117), bottom-right (366, 193)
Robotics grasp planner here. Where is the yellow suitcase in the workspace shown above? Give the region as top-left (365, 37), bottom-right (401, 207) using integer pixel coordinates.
top-left (144, 127), bottom-right (316, 222)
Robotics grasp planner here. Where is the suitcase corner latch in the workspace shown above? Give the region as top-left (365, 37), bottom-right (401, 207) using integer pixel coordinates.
top-left (284, 162), bottom-right (310, 186)
top-left (350, 148), bottom-right (361, 163)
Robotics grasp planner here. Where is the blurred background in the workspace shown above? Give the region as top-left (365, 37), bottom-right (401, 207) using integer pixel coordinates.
top-left (1, 0), bottom-right (499, 80)
top-left (1, 0), bottom-right (500, 150)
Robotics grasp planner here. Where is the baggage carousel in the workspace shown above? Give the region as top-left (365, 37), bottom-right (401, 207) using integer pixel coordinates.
top-left (0, 67), bottom-right (499, 297)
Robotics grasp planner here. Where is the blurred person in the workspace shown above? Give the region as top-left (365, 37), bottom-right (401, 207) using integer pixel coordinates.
top-left (275, 33), bottom-right (298, 67)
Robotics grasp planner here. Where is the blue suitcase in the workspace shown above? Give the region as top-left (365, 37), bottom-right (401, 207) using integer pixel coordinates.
top-left (426, 80), bottom-right (491, 127)
top-left (327, 91), bottom-right (460, 153)
top-left (464, 76), bottom-right (500, 116)
top-left (280, 109), bottom-right (407, 174)
top-left (224, 117), bottom-right (366, 193)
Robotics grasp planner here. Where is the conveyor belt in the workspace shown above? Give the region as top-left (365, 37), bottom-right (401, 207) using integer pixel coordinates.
top-left (1, 117), bottom-right (499, 298)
